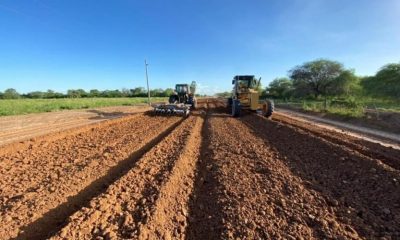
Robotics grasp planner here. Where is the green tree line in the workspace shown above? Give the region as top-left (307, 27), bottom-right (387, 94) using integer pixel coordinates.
top-left (266, 59), bottom-right (400, 100)
top-left (0, 87), bottom-right (176, 99)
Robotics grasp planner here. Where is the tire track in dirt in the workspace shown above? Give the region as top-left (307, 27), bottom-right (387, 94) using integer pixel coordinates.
top-left (49, 113), bottom-right (204, 240)
top-left (186, 109), bottom-right (375, 239)
top-left (241, 114), bottom-right (400, 239)
top-left (138, 113), bottom-right (204, 240)
top-left (0, 114), bottom-right (155, 203)
top-left (185, 111), bottom-right (226, 240)
top-left (0, 113), bottom-right (183, 240)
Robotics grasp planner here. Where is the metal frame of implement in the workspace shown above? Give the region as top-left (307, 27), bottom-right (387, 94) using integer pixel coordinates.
top-left (153, 103), bottom-right (191, 116)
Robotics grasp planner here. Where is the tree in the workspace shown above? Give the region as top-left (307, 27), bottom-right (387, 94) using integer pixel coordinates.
top-left (215, 91), bottom-right (231, 97)
top-left (89, 89), bottom-right (101, 97)
top-left (77, 89), bottom-right (88, 97)
top-left (2, 88), bottom-right (20, 99)
top-left (44, 89), bottom-right (56, 98)
top-left (256, 82), bottom-right (264, 96)
top-left (289, 59), bottom-right (345, 98)
top-left (67, 90), bottom-right (76, 98)
top-left (121, 88), bottom-right (131, 97)
top-left (150, 88), bottom-right (164, 97)
top-left (131, 87), bottom-right (146, 97)
top-left (99, 90), bottom-right (110, 97)
top-left (101, 89), bottom-right (123, 98)
top-left (163, 88), bottom-right (174, 97)
top-left (67, 89), bottom-right (88, 98)
top-left (26, 91), bottom-right (45, 99)
top-left (327, 70), bottom-right (360, 96)
top-left (111, 89), bottom-right (122, 97)
top-left (361, 63), bottom-right (400, 98)
top-left (266, 78), bottom-right (293, 99)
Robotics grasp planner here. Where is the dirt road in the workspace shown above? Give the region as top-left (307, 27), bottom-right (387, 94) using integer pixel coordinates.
top-left (1, 99), bottom-right (399, 239)
top-left (275, 108), bottom-right (400, 148)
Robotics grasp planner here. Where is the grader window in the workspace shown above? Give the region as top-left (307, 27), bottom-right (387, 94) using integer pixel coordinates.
top-left (234, 76), bottom-right (255, 86)
top-left (237, 80), bottom-right (250, 88)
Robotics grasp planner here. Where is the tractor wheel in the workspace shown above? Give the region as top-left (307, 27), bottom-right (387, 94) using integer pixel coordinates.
top-left (228, 97), bottom-right (233, 107)
top-left (232, 99), bottom-right (241, 117)
top-left (262, 99), bottom-right (274, 118)
top-left (169, 95), bottom-right (178, 104)
top-left (192, 99), bottom-right (197, 109)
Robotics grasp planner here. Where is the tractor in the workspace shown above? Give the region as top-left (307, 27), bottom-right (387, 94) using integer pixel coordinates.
top-left (153, 81), bottom-right (197, 116)
top-left (228, 75), bottom-right (274, 118)
top-left (168, 82), bottom-right (197, 108)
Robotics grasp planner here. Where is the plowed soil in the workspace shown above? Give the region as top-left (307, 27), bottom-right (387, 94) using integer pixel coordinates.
top-left (1, 99), bottom-right (399, 240)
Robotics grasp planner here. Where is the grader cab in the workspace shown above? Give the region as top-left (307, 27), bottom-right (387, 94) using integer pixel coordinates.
top-left (228, 75), bottom-right (274, 118)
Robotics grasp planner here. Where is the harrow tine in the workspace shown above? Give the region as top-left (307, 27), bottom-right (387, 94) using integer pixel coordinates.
top-left (152, 103), bottom-right (191, 117)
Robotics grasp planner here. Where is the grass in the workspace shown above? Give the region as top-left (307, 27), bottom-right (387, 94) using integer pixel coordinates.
top-left (0, 97), bottom-right (166, 116)
top-left (301, 101), bottom-right (365, 118)
top-left (274, 97), bottom-right (400, 118)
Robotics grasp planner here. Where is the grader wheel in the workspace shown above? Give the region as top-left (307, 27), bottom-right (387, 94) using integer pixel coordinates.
top-left (231, 99), bottom-right (241, 117)
top-left (262, 100), bottom-right (274, 118)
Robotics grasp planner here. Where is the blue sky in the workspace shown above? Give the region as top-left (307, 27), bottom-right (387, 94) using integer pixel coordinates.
top-left (0, 0), bottom-right (399, 94)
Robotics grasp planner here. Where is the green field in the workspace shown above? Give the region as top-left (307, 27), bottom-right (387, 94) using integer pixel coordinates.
top-left (0, 98), bottom-right (166, 116)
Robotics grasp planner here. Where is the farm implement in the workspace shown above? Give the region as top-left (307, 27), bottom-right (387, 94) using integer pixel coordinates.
top-left (153, 81), bottom-right (197, 116)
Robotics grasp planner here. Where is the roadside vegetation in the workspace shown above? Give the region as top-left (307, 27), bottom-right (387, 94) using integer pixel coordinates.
top-left (0, 87), bottom-right (209, 116)
top-left (274, 98), bottom-right (400, 118)
top-left (0, 87), bottom-right (172, 116)
top-left (0, 87), bottom-right (176, 99)
top-left (265, 60), bottom-right (400, 118)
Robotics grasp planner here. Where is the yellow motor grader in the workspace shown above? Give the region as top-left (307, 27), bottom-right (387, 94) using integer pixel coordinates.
top-left (228, 75), bottom-right (274, 117)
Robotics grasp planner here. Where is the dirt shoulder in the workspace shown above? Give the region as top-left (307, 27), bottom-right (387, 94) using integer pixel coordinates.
top-left (275, 104), bottom-right (400, 134)
top-left (0, 105), bottom-right (150, 147)
top-left (275, 108), bottom-right (400, 149)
